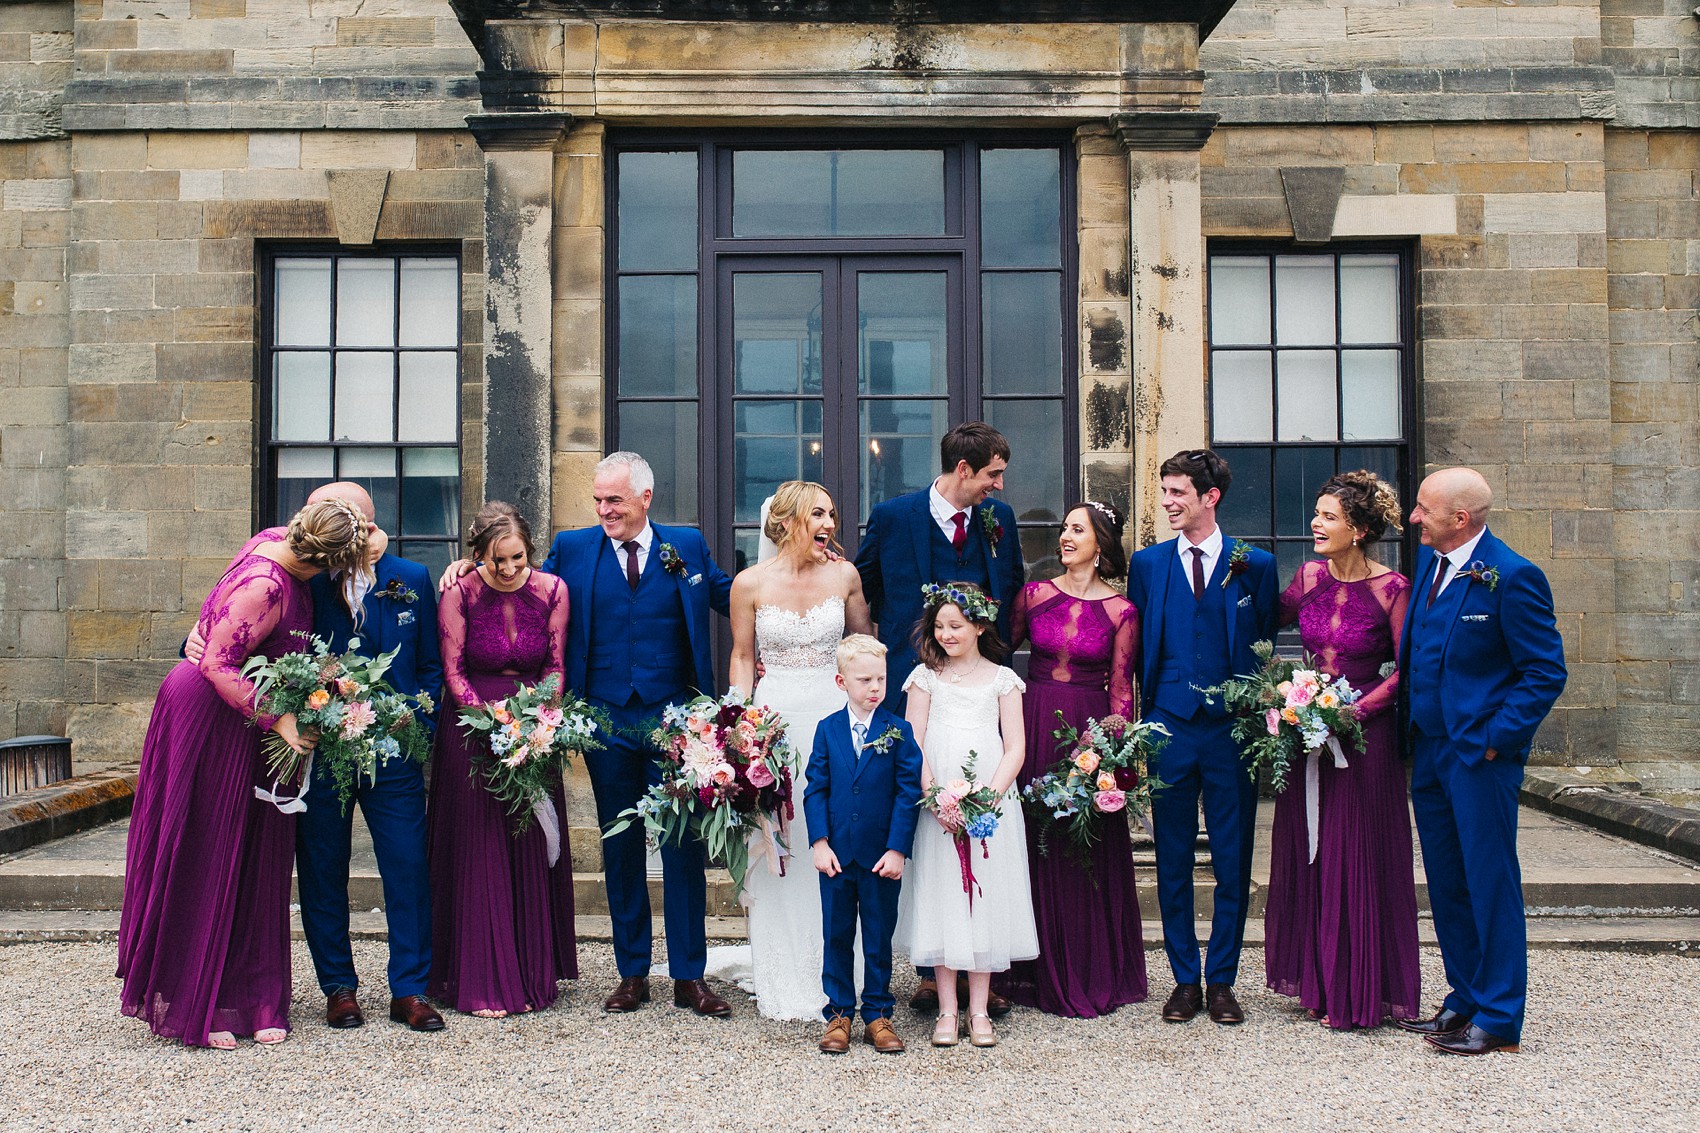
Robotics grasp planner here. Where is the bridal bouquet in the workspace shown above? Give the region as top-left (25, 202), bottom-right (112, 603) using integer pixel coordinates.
top-left (919, 751), bottom-right (1005, 905)
top-left (242, 632), bottom-right (433, 812)
top-left (603, 692), bottom-right (798, 895)
top-left (1023, 711), bottom-right (1169, 863)
top-left (457, 674), bottom-right (608, 861)
top-left (1204, 638), bottom-right (1365, 793)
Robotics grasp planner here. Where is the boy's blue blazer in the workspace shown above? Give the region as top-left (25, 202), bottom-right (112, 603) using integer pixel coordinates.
top-left (803, 705), bottom-right (923, 868)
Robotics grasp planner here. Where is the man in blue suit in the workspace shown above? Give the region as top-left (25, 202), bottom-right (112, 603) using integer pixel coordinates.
top-left (537, 451), bottom-right (736, 1016)
top-left (1125, 449), bottom-right (1278, 1027)
top-left (805, 635), bottom-right (923, 1055)
top-left (1396, 467), bottom-right (1566, 1056)
top-left (852, 420), bottom-right (1022, 1013)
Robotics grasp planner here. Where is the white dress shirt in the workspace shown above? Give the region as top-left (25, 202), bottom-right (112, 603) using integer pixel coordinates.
top-left (1431, 528), bottom-right (1487, 599)
top-left (848, 705), bottom-right (874, 757)
top-left (336, 566), bottom-right (375, 611)
top-left (928, 483), bottom-right (971, 544)
top-left (608, 522), bottom-right (655, 575)
top-left (1175, 526), bottom-right (1225, 587)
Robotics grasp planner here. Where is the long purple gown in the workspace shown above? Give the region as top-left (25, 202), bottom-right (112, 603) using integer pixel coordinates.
top-left (118, 552), bottom-right (308, 1045)
top-left (1264, 561), bottom-right (1421, 1028)
top-left (997, 580), bottom-right (1148, 1018)
top-left (427, 569), bottom-right (578, 1014)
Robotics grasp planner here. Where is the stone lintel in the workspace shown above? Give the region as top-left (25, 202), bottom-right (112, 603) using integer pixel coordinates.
top-left (1112, 110), bottom-right (1218, 153)
top-left (1279, 167), bottom-right (1345, 246)
top-left (326, 170), bottom-right (391, 247)
top-left (468, 111), bottom-right (573, 152)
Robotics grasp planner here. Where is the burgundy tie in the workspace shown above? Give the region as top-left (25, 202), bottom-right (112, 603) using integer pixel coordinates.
top-left (1426, 554), bottom-right (1448, 609)
top-left (1190, 547), bottom-right (1205, 600)
top-left (622, 540), bottom-right (641, 590)
top-left (951, 511), bottom-right (968, 553)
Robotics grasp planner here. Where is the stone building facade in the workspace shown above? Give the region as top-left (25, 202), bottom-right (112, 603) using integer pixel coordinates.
top-left (0, 1), bottom-right (1695, 789)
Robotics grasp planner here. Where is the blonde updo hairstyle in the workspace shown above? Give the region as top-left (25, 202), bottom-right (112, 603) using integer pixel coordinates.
top-left (1316, 470), bottom-right (1402, 546)
top-left (763, 480), bottom-right (841, 556)
top-left (286, 497), bottom-right (369, 574)
top-left (467, 501), bottom-right (534, 563)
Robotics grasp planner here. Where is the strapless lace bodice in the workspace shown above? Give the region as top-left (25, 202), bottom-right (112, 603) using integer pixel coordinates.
top-left (754, 597), bottom-right (844, 671)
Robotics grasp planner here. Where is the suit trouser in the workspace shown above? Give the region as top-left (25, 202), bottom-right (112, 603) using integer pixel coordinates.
top-left (1409, 730), bottom-right (1527, 1042)
top-left (586, 694), bottom-right (709, 981)
top-left (819, 864), bottom-right (901, 1022)
top-left (296, 752), bottom-right (433, 998)
top-left (1149, 708), bottom-right (1258, 987)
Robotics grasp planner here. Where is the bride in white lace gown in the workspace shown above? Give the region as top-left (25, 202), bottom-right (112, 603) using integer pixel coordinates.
top-left (704, 482), bottom-right (874, 1020)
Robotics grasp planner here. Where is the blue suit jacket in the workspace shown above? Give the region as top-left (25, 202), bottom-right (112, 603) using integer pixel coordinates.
top-left (309, 554), bottom-right (443, 734)
top-left (540, 522), bottom-right (733, 698)
top-left (854, 489), bottom-right (1023, 673)
top-left (803, 705), bottom-right (924, 869)
top-left (1399, 529), bottom-right (1567, 765)
top-left (1124, 534), bottom-right (1280, 716)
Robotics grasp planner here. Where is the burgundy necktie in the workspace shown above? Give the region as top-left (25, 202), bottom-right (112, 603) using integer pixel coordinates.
top-left (951, 511), bottom-right (968, 554)
top-left (1190, 547), bottom-right (1205, 601)
top-left (1426, 553), bottom-right (1448, 609)
top-left (622, 540), bottom-right (641, 590)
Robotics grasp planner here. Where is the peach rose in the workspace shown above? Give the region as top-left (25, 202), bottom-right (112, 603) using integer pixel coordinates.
top-left (306, 689), bottom-right (331, 711)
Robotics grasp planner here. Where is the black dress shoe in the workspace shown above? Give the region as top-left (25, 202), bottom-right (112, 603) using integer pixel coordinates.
top-left (909, 978), bottom-right (940, 1014)
top-left (1426, 1023), bottom-right (1520, 1056)
top-left (604, 976), bottom-right (651, 1013)
top-left (1396, 1007), bottom-right (1472, 1037)
top-left (674, 978), bottom-right (731, 1018)
top-left (326, 988), bottom-right (364, 1029)
top-left (389, 995), bottom-right (445, 1032)
top-left (1206, 983), bottom-right (1245, 1025)
top-left (1162, 983), bottom-right (1203, 1023)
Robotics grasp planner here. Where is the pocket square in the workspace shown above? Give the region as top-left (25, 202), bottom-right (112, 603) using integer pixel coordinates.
top-left (397, 610), bottom-right (415, 626)
top-left (1460, 613), bottom-right (1491, 623)
top-left (689, 573), bottom-right (703, 586)
top-left (1236, 595), bottom-right (1252, 608)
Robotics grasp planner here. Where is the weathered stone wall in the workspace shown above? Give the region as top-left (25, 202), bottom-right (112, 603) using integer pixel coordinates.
top-left (0, 4), bottom-right (72, 744)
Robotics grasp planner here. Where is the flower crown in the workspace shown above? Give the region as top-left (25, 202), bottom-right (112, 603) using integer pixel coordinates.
top-left (921, 582), bottom-right (1000, 623)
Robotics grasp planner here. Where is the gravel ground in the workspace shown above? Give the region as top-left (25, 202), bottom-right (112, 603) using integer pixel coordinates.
top-left (4, 940), bottom-right (1697, 1132)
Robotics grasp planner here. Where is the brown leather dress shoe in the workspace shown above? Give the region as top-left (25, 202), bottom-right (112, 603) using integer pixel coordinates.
top-left (604, 976), bottom-right (651, 1013)
top-left (863, 1017), bottom-right (905, 1054)
top-left (1396, 1007), bottom-right (1472, 1037)
top-left (326, 988), bottom-right (364, 1029)
top-left (674, 978), bottom-right (731, 1017)
top-left (819, 1015), bottom-right (853, 1055)
top-left (1162, 983), bottom-right (1203, 1023)
top-left (909, 978), bottom-right (939, 1014)
top-left (389, 995), bottom-right (445, 1033)
top-left (1426, 1023), bottom-right (1519, 1056)
top-left (1206, 983), bottom-right (1245, 1025)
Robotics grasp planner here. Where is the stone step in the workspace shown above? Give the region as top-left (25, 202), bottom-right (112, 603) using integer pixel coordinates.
top-left (8, 909), bottom-right (1698, 955)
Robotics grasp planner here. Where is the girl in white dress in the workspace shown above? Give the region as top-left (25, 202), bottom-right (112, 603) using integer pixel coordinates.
top-left (704, 482), bottom-right (874, 1021)
top-left (898, 582), bottom-right (1039, 1048)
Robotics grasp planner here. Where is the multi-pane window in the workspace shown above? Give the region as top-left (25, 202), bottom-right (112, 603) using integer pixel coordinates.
top-left (1206, 247), bottom-right (1414, 580)
top-left (261, 250), bottom-right (463, 576)
top-left (609, 135), bottom-right (1076, 579)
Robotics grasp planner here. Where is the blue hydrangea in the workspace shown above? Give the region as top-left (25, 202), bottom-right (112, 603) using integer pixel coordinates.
top-left (965, 813), bottom-right (999, 840)
top-left (373, 735), bottom-right (401, 763)
top-left (489, 728), bottom-right (515, 755)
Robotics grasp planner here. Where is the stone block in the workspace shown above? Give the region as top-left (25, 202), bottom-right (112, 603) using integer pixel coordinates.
top-left (1613, 422), bottom-right (1686, 469)
top-left (336, 18), bottom-right (435, 48)
top-left (1403, 161), bottom-right (1568, 196)
top-left (300, 131), bottom-right (418, 172)
top-left (551, 298), bottom-right (601, 379)
top-left (0, 386), bottom-right (66, 427)
top-left (0, 557), bottom-right (61, 610)
top-left (66, 610), bottom-right (145, 660)
top-left (1423, 418), bottom-right (1527, 465)
top-left (69, 308), bottom-right (174, 346)
top-left (416, 131), bottom-right (478, 171)
top-left (1481, 191), bottom-right (1607, 234)
top-left (550, 450), bottom-right (601, 530)
top-left (1612, 382), bottom-right (1695, 424)
top-left (203, 199), bottom-right (333, 239)
top-left (550, 374), bottom-right (602, 453)
top-left (97, 559), bottom-right (183, 613)
top-left (155, 341), bottom-right (252, 382)
top-left (67, 343), bottom-right (153, 385)
top-left (1331, 193), bottom-right (1457, 237)
top-left (1617, 614), bottom-right (1700, 662)
top-left (1529, 267), bottom-right (1607, 304)
top-left (552, 226), bottom-right (603, 302)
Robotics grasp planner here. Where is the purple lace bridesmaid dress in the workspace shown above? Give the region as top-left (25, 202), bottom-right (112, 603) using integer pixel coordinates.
top-left (427, 569), bottom-right (578, 1014)
top-left (117, 552), bottom-right (309, 1045)
top-left (1264, 561), bottom-right (1421, 1028)
top-left (997, 580), bottom-right (1148, 1017)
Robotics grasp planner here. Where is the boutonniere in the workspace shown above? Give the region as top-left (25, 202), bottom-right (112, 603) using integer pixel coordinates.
top-left (378, 579), bottom-right (418, 604)
top-left (657, 543), bottom-right (687, 577)
top-left (979, 506), bottom-right (1004, 558)
top-left (1463, 561), bottom-right (1500, 591)
top-left (1221, 542), bottom-right (1251, 589)
top-left (865, 724), bottom-right (904, 755)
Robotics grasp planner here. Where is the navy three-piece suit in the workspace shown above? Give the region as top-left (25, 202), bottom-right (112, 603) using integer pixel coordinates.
top-left (803, 704), bottom-right (924, 1021)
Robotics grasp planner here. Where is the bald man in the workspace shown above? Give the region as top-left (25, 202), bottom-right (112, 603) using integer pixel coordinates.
top-left (1397, 467), bottom-right (1566, 1056)
top-left (193, 483), bottom-right (444, 1033)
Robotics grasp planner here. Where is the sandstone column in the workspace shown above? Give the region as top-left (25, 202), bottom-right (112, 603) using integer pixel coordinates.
top-left (1114, 111), bottom-right (1217, 547)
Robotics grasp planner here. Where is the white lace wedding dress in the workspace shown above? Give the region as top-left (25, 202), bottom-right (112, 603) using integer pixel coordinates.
top-left (704, 596), bottom-right (848, 1021)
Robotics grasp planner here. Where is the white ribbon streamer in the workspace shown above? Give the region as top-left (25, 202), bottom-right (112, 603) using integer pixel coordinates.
top-left (534, 794), bottom-right (562, 868)
top-left (254, 750), bottom-right (312, 815)
top-left (1304, 736), bottom-right (1350, 864)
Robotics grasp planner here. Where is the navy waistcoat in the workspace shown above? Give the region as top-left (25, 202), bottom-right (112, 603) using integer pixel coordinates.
top-left (929, 516), bottom-right (992, 594)
top-left (1154, 551), bottom-right (1232, 720)
top-left (585, 544), bottom-right (692, 705)
top-left (1406, 584), bottom-right (1450, 736)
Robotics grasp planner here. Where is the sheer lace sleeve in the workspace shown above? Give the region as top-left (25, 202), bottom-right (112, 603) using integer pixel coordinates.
top-left (538, 572), bottom-right (570, 689)
top-left (902, 664), bottom-right (935, 695)
top-left (1355, 571), bottom-right (1410, 722)
top-left (438, 574), bottom-right (482, 710)
top-left (196, 563), bottom-right (290, 727)
top-left (1106, 595), bottom-right (1140, 719)
top-left (1279, 560), bottom-right (1319, 629)
top-left (1007, 582), bottom-right (1035, 652)
top-left (993, 665), bottom-right (1026, 697)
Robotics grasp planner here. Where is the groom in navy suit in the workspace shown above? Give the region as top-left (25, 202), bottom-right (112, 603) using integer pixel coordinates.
top-left (1397, 467), bottom-right (1566, 1056)
top-left (538, 451), bottom-right (735, 1016)
top-left (1126, 449), bottom-right (1278, 1027)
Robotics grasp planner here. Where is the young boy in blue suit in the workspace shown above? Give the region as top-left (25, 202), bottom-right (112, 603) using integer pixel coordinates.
top-left (804, 634), bottom-right (923, 1055)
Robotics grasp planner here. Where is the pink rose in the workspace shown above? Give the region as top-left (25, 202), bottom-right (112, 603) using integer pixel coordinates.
top-left (1265, 708), bottom-right (1282, 736)
top-left (746, 759), bottom-right (776, 788)
top-left (1073, 749), bottom-right (1101, 775)
top-left (709, 762), bottom-right (737, 786)
top-left (1285, 684), bottom-right (1314, 709)
top-left (534, 706), bottom-right (564, 728)
top-left (1094, 789), bottom-right (1127, 813)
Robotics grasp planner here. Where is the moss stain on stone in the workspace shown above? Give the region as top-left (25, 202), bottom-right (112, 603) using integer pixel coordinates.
top-left (1086, 307), bottom-right (1126, 372)
top-left (1085, 380), bottom-right (1130, 451)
